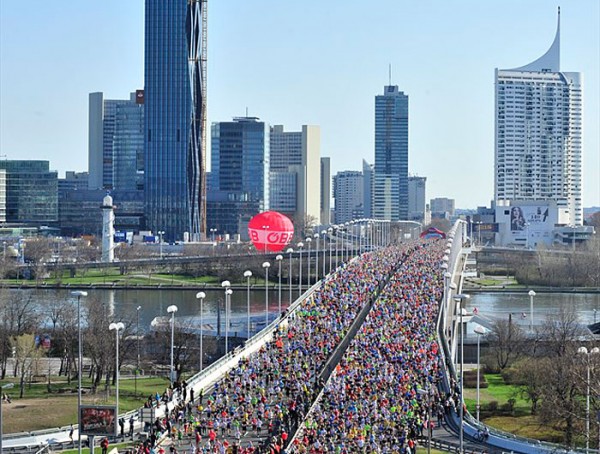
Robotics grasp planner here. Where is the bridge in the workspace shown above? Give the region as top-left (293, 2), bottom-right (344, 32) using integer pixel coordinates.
top-left (3, 221), bottom-right (580, 453)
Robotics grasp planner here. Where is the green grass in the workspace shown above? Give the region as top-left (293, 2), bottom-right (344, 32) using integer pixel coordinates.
top-left (0, 376), bottom-right (171, 410)
top-left (464, 373), bottom-right (530, 416)
top-left (1, 376), bottom-right (173, 433)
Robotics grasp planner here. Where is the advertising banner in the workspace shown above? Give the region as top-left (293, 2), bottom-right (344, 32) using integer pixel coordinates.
top-left (80, 406), bottom-right (117, 436)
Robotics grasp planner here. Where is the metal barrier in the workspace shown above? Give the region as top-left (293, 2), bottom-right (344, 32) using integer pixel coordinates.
top-left (2, 280), bottom-right (323, 451)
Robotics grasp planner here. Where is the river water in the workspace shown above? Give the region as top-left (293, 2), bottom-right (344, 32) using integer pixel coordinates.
top-left (466, 291), bottom-right (600, 328)
top-left (8, 288), bottom-right (600, 335)
top-left (9, 287), bottom-right (293, 337)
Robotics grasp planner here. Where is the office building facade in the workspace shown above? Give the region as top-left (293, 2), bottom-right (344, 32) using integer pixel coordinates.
top-left (144, 0), bottom-right (206, 241)
top-left (373, 85), bottom-right (409, 221)
top-left (430, 197), bottom-right (455, 218)
top-left (0, 161), bottom-right (58, 224)
top-left (269, 125), bottom-right (321, 225)
top-left (0, 170), bottom-right (5, 223)
top-left (320, 157), bottom-right (331, 225)
top-left (495, 10), bottom-right (582, 227)
top-left (208, 118), bottom-right (270, 235)
top-left (333, 170), bottom-right (364, 224)
top-left (362, 159), bottom-right (373, 219)
top-left (408, 176), bottom-right (426, 221)
top-left (88, 92), bottom-right (144, 191)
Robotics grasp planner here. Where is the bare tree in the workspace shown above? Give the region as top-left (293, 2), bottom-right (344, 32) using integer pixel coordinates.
top-left (12, 333), bottom-right (42, 398)
top-left (512, 357), bottom-right (548, 415)
top-left (484, 317), bottom-right (527, 371)
top-left (533, 307), bottom-right (590, 447)
top-left (82, 296), bottom-right (113, 391)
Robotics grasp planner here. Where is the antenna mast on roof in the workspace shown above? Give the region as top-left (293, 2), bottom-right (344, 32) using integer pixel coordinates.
top-left (389, 63), bottom-right (392, 85)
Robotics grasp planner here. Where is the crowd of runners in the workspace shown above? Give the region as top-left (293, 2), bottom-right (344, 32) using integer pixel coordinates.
top-left (151, 243), bottom-right (420, 453)
top-left (291, 240), bottom-right (446, 453)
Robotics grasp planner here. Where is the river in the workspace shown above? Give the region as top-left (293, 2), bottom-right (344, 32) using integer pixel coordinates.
top-left (8, 288), bottom-right (600, 335)
top-left (466, 291), bottom-right (600, 328)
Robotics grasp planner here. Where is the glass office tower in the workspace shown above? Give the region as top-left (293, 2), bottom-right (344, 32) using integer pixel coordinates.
top-left (144, 0), bottom-right (206, 241)
top-left (373, 85), bottom-right (409, 221)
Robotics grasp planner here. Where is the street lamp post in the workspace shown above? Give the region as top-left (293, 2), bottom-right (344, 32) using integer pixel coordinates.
top-left (306, 237), bottom-right (312, 286)
top-left (210, 228), bottom-right (217, 242)
top-left (225, 288), bottom-right (233, 351)
top-left (263, 262), bottom-right (271, 326)
top-left (314, 233), bottom-right (320, 282)
top-left (474, 325), bottom-right (486, 422)
top-left (286, 249), bottom-right (293, 305)
top-left (327, 228), bottom-right (333, 274)
top-left (108, 322), bottom-right (124, 428)
top-left (297, 242), bottom-right (304, 297)
top-left (71, 290), bottom-right (87, 454)
top-left (417, 387), bottom-right (432, 454)
top-left (167, 305), bottom-right (178, 384)
top-left (221, 281), bottom-right (231, 354)
top-left (135, 306), bottom-right (141, 397)
top-left (244, 271), bottom-right (252, 337)
top-left (578, 346), bottom-right (600, 453)
top-left (158, 231), bottom-right (165, 259)
top-left (454, 293), bottom-right (471, 454)
top-left (196, 292), bottom-right (206, 371)
top-left (528, 290), bottom-right (536, 332)
top-left (321, 230), bottom-right (327, 277)
top-left (0, 382), bottom-right (15, 453)
top-left (275, 255), bottom-right (283, 315)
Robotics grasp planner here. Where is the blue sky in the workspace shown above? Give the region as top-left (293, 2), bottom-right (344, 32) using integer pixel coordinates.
top-left (1, 0), bottom-right (598, 209)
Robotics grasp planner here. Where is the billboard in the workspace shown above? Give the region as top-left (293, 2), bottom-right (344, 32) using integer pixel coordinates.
top-left (80, 406), bottom-right (117, 436)
top-left (509, 206), bottom-right (550, 232)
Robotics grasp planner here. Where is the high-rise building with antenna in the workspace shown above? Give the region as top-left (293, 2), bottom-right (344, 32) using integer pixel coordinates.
top-left (373, 84), bottom-right (409, 221)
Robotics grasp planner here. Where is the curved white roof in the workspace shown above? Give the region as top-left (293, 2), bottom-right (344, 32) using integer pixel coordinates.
top-left (505, 8), bottom-right (560, 72)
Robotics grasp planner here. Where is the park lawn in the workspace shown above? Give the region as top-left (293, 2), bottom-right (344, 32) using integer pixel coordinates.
top-left (463, 374), bottom-right (565, 444)
top-left (416, 448), bottom-right (447, 454)
top-left (463, 374), bottom-right (530, 416)
top-left (483, 415), bottom-right (563, 444)
top-left (1, 376), bottom-right (172, 433)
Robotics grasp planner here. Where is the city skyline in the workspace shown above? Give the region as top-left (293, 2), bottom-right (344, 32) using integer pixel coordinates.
top-left (0, 1), bottom-right (598, 210)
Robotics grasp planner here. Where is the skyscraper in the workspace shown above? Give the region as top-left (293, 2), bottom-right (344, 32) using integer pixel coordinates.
top-left (144, 0), bottom-right (206, 241)
top-left (0, 161), bottom-right (58, 224)
top-left (362, 159), bottom-right (373, 219)
top-left (408, 176), bottom-right (426, 221)
top-left (269, 125), bottom-right (321, 225)
top-left (320, 157), bottom-right (331, 225)
top-left (208, 117), bottom-right (270, 235)
top-left (373, 85), bottom-right (409, 221)
top-left (88, 92), bottom-right (141, 190)
top-left (333, 170), bottom-right (364, 224)
top-left (495, 9), bottom-right (582, 226)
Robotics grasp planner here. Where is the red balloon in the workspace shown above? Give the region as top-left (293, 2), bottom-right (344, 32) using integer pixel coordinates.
top-left (248, 211), bottom-right (294, 252)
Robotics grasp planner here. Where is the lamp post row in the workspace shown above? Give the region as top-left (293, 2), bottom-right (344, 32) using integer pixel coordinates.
top-left (50, 223), bottom-right (382, 451)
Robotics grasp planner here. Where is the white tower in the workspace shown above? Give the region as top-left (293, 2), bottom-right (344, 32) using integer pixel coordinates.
top-left (101, 193), bottom-right (115, 263)
top-left (495, 8), bottom-right (583, 226)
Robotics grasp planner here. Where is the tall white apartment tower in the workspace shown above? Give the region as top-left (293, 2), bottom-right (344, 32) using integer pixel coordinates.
top-left (495, 8), bottom-right (583, 226)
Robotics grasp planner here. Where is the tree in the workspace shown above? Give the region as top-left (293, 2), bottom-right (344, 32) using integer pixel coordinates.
top-left (12, 333), bottom-right (42, 398)
top-left (512, 357), bottom-right (548, 415)
top-left (534, 307), bottom-right (590, 447)
top-left (82, 295), bottom-right (114, 390)
top-left (484, 317), bottom-right (527, 371)
top-left (0, 289), bottom-right (41, 379)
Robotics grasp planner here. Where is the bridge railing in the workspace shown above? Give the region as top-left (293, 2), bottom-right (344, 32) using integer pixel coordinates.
top-left (438, 222), bottom-right (583, 454)
top-left (3, 280), bottom-right (325, 451)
